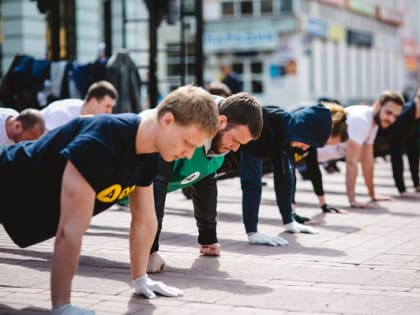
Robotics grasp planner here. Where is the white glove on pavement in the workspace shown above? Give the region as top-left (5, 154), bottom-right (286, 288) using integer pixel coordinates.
top-left (284, 221), bottom-right (319, 234)
top-left (248, 232), bottom-right (289, 246)
top-left (52, 304), bottom-right (95, 315)
top-left (132, 274), bottom-right (184, 299)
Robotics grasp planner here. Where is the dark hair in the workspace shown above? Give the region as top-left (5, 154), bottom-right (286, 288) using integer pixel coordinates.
top-left (16, 108), bottom-right (45, 133)
top-left (219, 92), bottom-right (263, 139)
top-left (85, 80), bottom-right (118, 102)
top-left (377, 90), bottom-right (404, 107)
top-left (207, 81), bottom-right (232, 97)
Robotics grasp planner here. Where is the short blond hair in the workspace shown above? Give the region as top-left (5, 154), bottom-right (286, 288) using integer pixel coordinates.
top-left (157, 85), bottom-right (219, 138)
top-left (321, 101), bottom-right (348, 142)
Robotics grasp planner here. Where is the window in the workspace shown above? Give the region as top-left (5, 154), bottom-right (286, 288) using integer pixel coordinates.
top-left (261, 0), bottom-right (273, 14)
top-left (232, 63), bottom-right (244, 74)
top-left (280, 0), bottom-right (293, 12)
top-left (251, 80), bottom-right (263, 93)
top-left (46, 0), bottom-right (76, 60)
top-left (166, 42), bottom-right (196, 83)
top-left (222, 1), bottom-right (235, 16)
top-left (251, 62), bottom-right (263, 73)
top-left (240, 1), bottom-right (253, 16)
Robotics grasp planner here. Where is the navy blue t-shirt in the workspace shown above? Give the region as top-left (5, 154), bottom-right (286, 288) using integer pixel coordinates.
top-left (0, 113), bottom-right (158, 247)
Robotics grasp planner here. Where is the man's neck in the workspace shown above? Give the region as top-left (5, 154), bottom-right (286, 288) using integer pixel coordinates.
top-left (80, 102), bottom-right (90, 115)
top-left (135, 115), bottom-right (157, 155)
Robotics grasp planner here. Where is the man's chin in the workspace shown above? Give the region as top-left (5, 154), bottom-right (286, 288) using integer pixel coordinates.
top-left (161, 155), bottom-right (175, 162)
top-left (380, 122), bottom-right (391, 129)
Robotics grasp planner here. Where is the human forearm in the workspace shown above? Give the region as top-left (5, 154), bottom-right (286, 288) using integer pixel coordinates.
top-left (130, 218), bottom-right (157, 278)
top-left (51, 233), bottom-right (82, 307)
top-left (361, 159), bottom-right (375, 199)
top-left (346, 160), bottom-right (358, 204)
top-left (52, 161), bottom-right (95, 308)
top-left (129, 185), bottom-right (157, 279)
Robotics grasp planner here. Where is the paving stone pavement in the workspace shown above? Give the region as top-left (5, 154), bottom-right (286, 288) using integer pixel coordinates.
top-left (1, 159), bottom-right (420, 314)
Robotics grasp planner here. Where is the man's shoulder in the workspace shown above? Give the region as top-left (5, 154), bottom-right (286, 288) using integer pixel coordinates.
top-left (42, 99), bottom-right (84, 113)
top-left (346, 105), bottom-right (373, 122)
top-left (0, 107), bottom-right (19, 118)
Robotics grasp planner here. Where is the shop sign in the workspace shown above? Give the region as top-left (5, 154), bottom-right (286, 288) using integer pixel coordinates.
top-left (305, 17), bottom-right (328, 38)
top-left (204, 29), bottom-right (277, 52)
top-left (376, 6), bottom-right (403, 26)
top-left (403, 40), bottom-right (417, 56)
top-left (405, 56), bottom-right (417, 72)
top-left (347, 29), bottom-right (373, 48)
top-left (328, 23), bottom-right (345, 42)
top-left (319, 0), bottom-right (346, 8)
top-left (347, 0), bottom-right (376, 17)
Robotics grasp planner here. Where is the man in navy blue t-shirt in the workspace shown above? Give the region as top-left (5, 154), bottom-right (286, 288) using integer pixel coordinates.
top-left (0, 85), bottom-right (219, 315)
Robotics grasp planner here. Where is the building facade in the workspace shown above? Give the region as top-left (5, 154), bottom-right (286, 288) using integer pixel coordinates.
top-left (0, 0), bottom-right (419, 108)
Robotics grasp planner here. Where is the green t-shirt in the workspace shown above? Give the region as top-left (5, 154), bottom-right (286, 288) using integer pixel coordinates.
top-left (167, 147), bottom-right (225, 192)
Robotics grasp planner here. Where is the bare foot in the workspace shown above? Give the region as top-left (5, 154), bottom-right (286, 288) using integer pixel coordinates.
top-left (147, 252), bottom-right (166, 273)
top-left (199, 243), bottom-right (221, 256)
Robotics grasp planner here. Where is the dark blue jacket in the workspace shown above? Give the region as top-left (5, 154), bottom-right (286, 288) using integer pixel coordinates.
top-left (389, 100), bottom-right (419, 192)
top-left (242, 104), bottom-right (331, 223)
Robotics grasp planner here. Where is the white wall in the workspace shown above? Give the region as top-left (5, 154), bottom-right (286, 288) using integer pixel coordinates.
top-left (75, 0), bottom-right (102, 63)
top-left (1, 0), bottom-right (46, 72)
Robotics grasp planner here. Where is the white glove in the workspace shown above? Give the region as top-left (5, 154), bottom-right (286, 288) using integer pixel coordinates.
top-left (284, 221), bottom-right (319, 234)
top-left (132, 274), bottom-right (184, 299)
top-left (248, 232), bottom-right (289, 246)
top-left (52, 304), bottom-right (95, 315)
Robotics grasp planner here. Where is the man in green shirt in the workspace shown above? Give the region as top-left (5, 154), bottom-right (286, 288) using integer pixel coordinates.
top-left (148, 92), bottom-right (263, 273)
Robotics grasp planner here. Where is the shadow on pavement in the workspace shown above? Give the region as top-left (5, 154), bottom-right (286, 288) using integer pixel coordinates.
top-left (0, 305), bottom-right (49, 314)
top-left (167, 255), bottom-right (273, 296)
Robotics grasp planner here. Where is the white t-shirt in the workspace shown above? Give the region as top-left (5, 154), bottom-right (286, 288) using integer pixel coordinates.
top-left (317, 143), bottom-right (346, 163)
top-left (0, 107), bottom-right (19, 146)
top-left (317, 105), bottom-right (378, 161)
top-left (41, 98), bottom-right (84, 131)
top-left (345, 105), bottom-right (378, 145)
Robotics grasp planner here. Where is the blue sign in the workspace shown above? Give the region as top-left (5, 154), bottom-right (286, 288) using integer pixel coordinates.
top-left (306, 17), bottom-right (328, 38)
top-left (204, 30), bottom-right (277, 52)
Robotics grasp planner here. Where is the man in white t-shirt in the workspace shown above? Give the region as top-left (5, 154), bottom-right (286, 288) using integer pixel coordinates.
top-left (42, 80), bottom-right (118, 132)
top-left (0, 107), bottom-right (45, 147)
top-left (318, 90), bottom-right (404, 208)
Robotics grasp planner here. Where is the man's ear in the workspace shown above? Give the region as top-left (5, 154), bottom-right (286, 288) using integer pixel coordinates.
top-left (13, 121), bottom-right (23, 132)
top-left (160, 111), bottom-right (175, 127)
top-left (218, 115), bottom-right (228, 130)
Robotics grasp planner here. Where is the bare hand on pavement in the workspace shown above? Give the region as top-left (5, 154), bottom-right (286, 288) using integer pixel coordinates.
top-left (371, 194), bottom-right (393, 201)
top-left (350, 201), bottom-right (378, 209)
top-left (200, 243), bottom-right (221, 256)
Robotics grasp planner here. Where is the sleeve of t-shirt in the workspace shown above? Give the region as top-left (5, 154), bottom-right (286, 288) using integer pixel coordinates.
top-left (135, 153), bottom-right (159, 187)
top-left (347, 115), bottom-right (371, 146)
top-left (60, 135), bottom-right (114, 191)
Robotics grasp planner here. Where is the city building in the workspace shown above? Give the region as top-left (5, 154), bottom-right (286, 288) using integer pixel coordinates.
top-left (0, 0), bottom-right (419, 109)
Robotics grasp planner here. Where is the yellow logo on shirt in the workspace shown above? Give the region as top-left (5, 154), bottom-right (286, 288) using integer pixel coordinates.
top-left (97, 184), bottom-right (135, 203)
